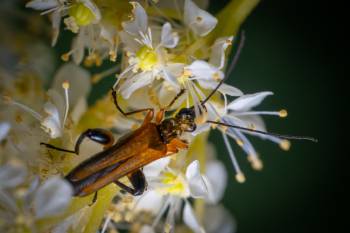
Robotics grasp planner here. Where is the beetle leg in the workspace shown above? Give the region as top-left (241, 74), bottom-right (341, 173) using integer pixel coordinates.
top-left (88, 191), bottom-right (98, 206)
top-left (111, 88), bottom-right (154, 117)
top-left (165, 89), bottom-right (185, 110)
top-left (155, 109), bottom-right (165, 124)
top-left (166, 138), bottom-right (188, 154)
top-left (114, 170), bottom-right (147, 196)
top-left (41, 128), bottom-right (115, 155)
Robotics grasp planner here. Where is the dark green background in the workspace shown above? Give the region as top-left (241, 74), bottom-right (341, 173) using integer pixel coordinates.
top-left (211, 1), bottom-right (344, 233)
top-left (3, 0), bottom-right (343, 232)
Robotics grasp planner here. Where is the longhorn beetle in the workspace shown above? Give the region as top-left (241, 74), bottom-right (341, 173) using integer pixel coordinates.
top-left (41, 32), bottom-right (317, 203)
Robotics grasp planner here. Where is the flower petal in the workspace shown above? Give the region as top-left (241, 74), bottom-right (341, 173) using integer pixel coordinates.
top-left (41, 101), bottom-right (62, 138)
top-left (0, 122), bottom-right (11, 142)
top-left (0, 164), bottom-right (27, 188)
top-left (185, 160), bottom-right (208, 198)
top-left (184, 0), bottom-right (217, 36)
top-left (71, 35), bottom-right (85, 65)
top-left (143, 157), bottom-right (171, 177)
top-left (81, 0), bottom-right (101, 22)
top-left (34, 177), bottom-right (73, 218)
top-left (218, 83), bottom-right (243, 96)
top-left (120, 72), bottom-right (155, 99)
top-left (183, 201), bottom-right (205, 233)
top-left (52, 63), bottom-right (91, 107)
top-left (133, 190), bottom-right (163, 214)
top-left (51, 10), bottom-right (61, 46)
top-left (122, 2), bottom-right (148, 35)
top-left (227, 91), bottom-right (273, 112)
top-left (26, 0), bottom-right (59, 10)
top-left (209, 36), bottom-right (234, 69)
top-left (140, 225), bottom-right (155, 233)
top-left (204, 160), bottom-right (227, 204)
top-left (203, 204), bottom-right (236, 233)
top-left (0, 189), bottom-right (18, 213)
top-left (187, 60), bottom-right (223, 82)
top-left (161, 23), bottom-right (179, 48)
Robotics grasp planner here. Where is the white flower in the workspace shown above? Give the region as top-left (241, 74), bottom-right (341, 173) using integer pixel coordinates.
top-left (0, 122), bottom-right (10, 142)
top-left (203, 204), bottom-right (236, 233)
top-left (26, 0), bottom-right (101, 45)
top-left (184, 0), bottom-right (217, 36)
top-left (0, 164), bottom-right (73, 230)
top-left (0, 164), bottom-right (27, 189)
top-left (26, 0), bottom-right (67, 46)
top-left (179, 36), bottom-right (243, 122)
top-left (204, 91), bottom-right (290, 182)
top-left (115, 2), bottom-right (181, 99)
top-left (133, 160), bottom-right (217, 233)
top-left (34, 177), bottom-right (73, 218)
top-left (5, 63), bottom-right (90, 138)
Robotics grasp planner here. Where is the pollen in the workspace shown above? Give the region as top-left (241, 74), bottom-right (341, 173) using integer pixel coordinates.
top-left (136, 46), bottom-right (158, 71)
top-left (196, 16), bottom-right (203, 22)
top-left (235, 173), bottom-right (246, 183)
top-left (279, 109), bottom-right (288, 118)
top-left (92, 74), bottom-right (101, 84)
top-left (62, 80), bottom-right (70, 89)
top-left (61, 53), bottom-right (70, 62)
top-left (236, 139), bottom-right (244, 147)
top-left (212, 72), bottom-right (221, 81)
top-left (279, 139), bottom-right (291, 151)
top-left (183, 68), bottom-right (192, 77)
top-left (248, 155), bottom-right (263, 171)
top-left (109, 50), bottom-right (117, 62)
top-left (69, 3), bottom-right (95, 26)
top-left (195, 112), bottom-right (208, 124)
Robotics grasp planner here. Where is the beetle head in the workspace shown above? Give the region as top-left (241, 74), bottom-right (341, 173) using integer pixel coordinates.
top-left (175, 107), bottom-right (197, 132)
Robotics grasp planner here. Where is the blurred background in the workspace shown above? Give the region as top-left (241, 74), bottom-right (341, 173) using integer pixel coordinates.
top-left (212, 1), bottom-right (344, 233)
top-left (0, 0), bottom-right (344, 233)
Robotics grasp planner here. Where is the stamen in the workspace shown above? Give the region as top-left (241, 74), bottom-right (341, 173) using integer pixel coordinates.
top-left (235, 173), bottom-right (246, 183)
top-left (3, 96), bottom-right (42, 121)
top-left (101, 215), bottom-right (112, 233)
top-left (61, 49), bottom-right (75, 62)
top-left (196, 16), bottom-right (203, 22)
top-left (233, 111), bottom-right (285, 117)
top-left (151, 195), bottom-right (171, 228)
top-left (279, 109), bottom-right (288, 118)
top-left (279, 140), bottom-right (291, 151)
top-left (236, 138), bottom-right (244, 147)
top-left (222, 133), bottom-right (245, 183)
top-left (62, 81), bottom-right (70, 128)
top-left (248, 154), bottom-right (263, 171)
top-left (91, 65), bottom-right (120, 84)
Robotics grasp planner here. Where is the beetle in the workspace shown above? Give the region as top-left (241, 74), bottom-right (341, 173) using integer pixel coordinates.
top-left (41, 33), bottom-right (316, 203)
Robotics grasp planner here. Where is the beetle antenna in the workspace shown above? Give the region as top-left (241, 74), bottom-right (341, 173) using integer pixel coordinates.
top-left (207, 120), bottom-right (318, 142)
top-left (201, 31), bottom-right (246, 106)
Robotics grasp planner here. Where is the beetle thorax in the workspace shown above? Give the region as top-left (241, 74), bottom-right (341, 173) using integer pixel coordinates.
top-left (158, 108), bottom-right (197, 143)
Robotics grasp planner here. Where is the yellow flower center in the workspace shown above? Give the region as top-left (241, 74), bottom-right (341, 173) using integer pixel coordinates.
top-left (69, 3), bottom-right (95, 26)
top-left (136, 46), bottom-right (158, 71)
top-left (159, 172), bottom-right (187, 196)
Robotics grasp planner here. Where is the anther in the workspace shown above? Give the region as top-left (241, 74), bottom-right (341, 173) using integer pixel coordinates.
top-left (279, 109), bottom-right (288, 118)
top-left (236, 139), bottom-right (244, 147)
top-left (279, 140), bottom-right (291, 151)
top-left (212, 72), bottom-right (221, 81)
top-left (62, 80), bottom-right (70, 90)
top-left (248, 155), bottom-right (263, 171)
top-left (235, 173), bottom-right (246, 183)
top-left (196, 16), bottom-right (203, 22)
top-left (61, 53), bottom-right (70, 62)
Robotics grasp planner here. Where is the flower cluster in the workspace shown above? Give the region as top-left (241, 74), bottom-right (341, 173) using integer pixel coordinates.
top-left (0, 0), bottom-right (299, 233)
